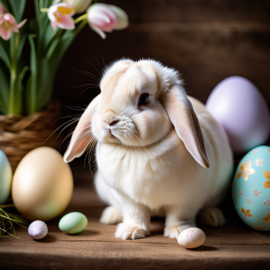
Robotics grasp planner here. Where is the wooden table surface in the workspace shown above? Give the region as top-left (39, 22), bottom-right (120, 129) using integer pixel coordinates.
top-left (1, 161), bottom-right (270, 270)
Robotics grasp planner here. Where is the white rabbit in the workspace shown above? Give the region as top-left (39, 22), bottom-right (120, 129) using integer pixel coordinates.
top-left (64, 59), bottom-right (233, 240)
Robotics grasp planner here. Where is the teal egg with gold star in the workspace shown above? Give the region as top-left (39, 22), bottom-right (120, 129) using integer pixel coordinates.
top-left (232, 145), bottom-right (270, 231)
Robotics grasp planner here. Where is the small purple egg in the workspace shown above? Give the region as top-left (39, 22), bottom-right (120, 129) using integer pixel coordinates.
top-left (206, 76), bottom-right (270, 154)
top-left (28, 220), bottom-right (48, 240)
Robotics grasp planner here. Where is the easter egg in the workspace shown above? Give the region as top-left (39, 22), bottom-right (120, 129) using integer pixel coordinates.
top-left (28, 220), bottom-right (48, 240)
top-left (0, 150), bottom-right (12, 204)
top-left (178, 227), bottom-right (206, 249)
top-left (206, 76), bottom-right (270, 154)
top-left (12, 147), bottom-right (73, 221)
top-left (59, 212), bottom-right (88, 234)
top-left (232, 145), bottom-right (270, 231)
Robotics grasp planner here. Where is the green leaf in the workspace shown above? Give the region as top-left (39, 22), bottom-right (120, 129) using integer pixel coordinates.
top-left (9, 76), bottom-right (22, 115)
top-left (26, 34), bottom-right (37, 114)
top-left (43, 25), bottom-right (58, 55)
top-left (18, 66), bottom-right (29, 92)
top-left (34, 1), bottom-right (53, 36)
top-left (29, 34), bottom-right (37, 80)
top-left (46, 36), bottom-right (60, 59)
top-left (51, 20), bottom-right (87, 68)
top-left (18, 66), bottom-right (29, 114)
top-left (36, 70), bottom-right (54, 111)
top-left (9, 33), bottom-right (15, 58)
top-left (8, 0), bottom-right (26, 22)
top-left (0, 65), bottom-right (9, 114)
top-left (16, 33), bottom-right (27, 63)
top-left (0, 36), bottom-right (9, 52)
top-left (0, 0), bottom-right (9, 12)
top-left (34, 0), bottom-right (41, 25)
top-left (0, 41), bottom-right (10, 68)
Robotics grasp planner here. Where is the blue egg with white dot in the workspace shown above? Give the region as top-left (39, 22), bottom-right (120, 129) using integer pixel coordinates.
top-left (0, 150), bottom-right (12, 204)
top-left (232, 145), bottom-right (270, 231)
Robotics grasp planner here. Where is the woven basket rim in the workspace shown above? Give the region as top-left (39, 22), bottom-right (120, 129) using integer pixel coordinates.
top-left (0, 100), bottom-right (62, 172)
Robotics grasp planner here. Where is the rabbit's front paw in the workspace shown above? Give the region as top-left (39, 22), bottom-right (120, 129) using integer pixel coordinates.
top-left (100, 206), bottom-right (123, 224)
top-left (164, 224), bottom-right (194, 239)
top-left (115, 223), bottom-right (150, 240)
top-left (199, 207), bottom-right (226, 227)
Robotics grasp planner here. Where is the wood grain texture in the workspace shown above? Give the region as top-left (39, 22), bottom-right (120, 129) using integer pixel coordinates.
top-left (1, 161), bottom-right (270, 270)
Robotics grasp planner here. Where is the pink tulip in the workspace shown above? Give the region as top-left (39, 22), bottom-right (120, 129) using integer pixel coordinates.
top-left (48, 3), bottom-right (75, 30)
top-left (0, 4), bottom-right (26, 40)
top-left (87, 4), bottom-right (118, 39)
top-left (87, 3), bottom-right (128, 39)
top-left (0, 3), bottom-right (3, 15)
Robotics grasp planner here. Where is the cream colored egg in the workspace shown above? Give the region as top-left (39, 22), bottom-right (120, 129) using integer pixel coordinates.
top-left (12, 147), bottom-right (73, 221)
top-left (178, 227), bottom-right (206, 249)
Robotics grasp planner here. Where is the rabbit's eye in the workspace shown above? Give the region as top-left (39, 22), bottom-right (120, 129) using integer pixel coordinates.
top-left (138, 93), bottom-right (149, 106)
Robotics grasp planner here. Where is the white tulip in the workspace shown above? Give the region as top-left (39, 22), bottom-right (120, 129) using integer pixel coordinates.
top-left (63, 0), bottom-right (92, 14)
top-left (105, 4), bottom-right (128, 30)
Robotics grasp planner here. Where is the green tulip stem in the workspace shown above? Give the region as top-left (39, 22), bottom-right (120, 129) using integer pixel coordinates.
top-left (8, 33), bottom-right (20, 114)
top-left (40, 8), bottom-right (48, 12)
top-left (74, 14), bottom-right (88, 24)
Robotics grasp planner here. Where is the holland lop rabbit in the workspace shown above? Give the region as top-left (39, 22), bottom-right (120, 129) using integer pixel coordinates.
top-left (64, 59), bottom-right (233, 240)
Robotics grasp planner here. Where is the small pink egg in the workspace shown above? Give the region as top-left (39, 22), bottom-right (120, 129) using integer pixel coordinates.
top-left (178, 227), bottom-right (206, 249)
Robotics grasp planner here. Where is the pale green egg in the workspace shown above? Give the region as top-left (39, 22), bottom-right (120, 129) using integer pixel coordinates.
top-left (0, 150), bottom-right (12, 204)
top-left (59, 212), bottom-right (88, 234)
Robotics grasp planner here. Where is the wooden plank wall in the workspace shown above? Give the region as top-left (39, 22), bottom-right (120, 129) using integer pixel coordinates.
top-left (54, 0), bottom-right (270, 110)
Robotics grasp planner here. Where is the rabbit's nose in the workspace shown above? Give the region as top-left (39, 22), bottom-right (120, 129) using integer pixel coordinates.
top-left (104, 120), bottom-right (119, 126)
top-left (110, 120), bottom-right (119, 126)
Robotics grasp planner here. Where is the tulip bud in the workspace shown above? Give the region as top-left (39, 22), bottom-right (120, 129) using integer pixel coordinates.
top-left (63, 0), bottom-right (92, 14)
top-left (87, 3), bottom-right (128, 39)
top-left (106, 4), bottom-right (128, 30)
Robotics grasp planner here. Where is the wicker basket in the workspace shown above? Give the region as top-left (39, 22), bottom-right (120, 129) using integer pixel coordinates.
top-left (0, 101), bottom-right (62, 172)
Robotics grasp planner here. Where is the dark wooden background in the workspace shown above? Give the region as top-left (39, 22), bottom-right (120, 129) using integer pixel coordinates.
top-left (52, 0), bottom-right (270, 150)
top-left (54, 0), bottom-right (270, 104)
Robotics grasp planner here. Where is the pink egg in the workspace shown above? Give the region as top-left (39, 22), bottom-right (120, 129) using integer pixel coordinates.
top-left (206, 76), bottom-right (270, 154)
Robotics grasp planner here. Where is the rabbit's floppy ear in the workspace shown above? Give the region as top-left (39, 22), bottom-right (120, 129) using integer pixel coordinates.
top-left (162, 85), bottom-right (209, 169)
top-left (64, 94), bottom-right (100, 163)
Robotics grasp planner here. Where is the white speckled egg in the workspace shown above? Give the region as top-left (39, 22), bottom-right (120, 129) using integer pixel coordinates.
top-left (178, 227), bottom-right (206, 249)
top-left (28, 220), bottom-right (48, 240)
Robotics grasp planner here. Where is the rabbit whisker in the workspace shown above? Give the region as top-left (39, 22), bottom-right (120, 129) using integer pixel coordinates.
top-left (44, 117), bottom-right (79, 144)
top-left (86, 59), bottom-right (103, 78)
top-left (73, 68), bottom-right (100, 82)
top-left (72, 83), bottom-right (100, 89)
top-left (94, 56), bottom-right (105, 78)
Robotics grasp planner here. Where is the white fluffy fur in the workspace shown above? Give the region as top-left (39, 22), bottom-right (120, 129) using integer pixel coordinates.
top-left (64, 59), bottom-right (233, 240)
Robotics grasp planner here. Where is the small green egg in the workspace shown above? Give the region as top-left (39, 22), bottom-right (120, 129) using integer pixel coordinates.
top-left (59, 212), bottom-right (88, 234)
